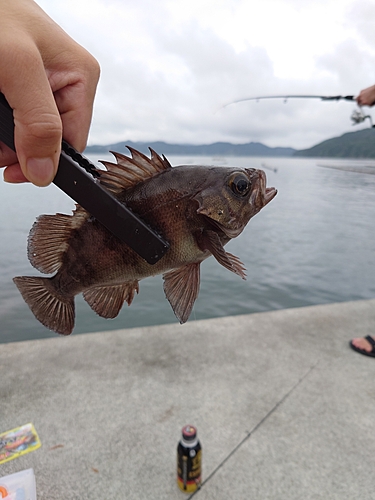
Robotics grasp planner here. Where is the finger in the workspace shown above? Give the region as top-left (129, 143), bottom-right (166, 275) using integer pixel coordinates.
top-left (3, 163), bottom-right (29, 183)
top-left (0, 141), bottom-right (17, 168)
top-left (55, 83), bottom-right (94, 153)
top-left (0, 33), bottom-right (62, 186)
top-left (53, 53), bottom-right (100, 152)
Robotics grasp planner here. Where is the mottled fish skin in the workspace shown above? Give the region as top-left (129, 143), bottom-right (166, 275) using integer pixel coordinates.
top-left (13, 148), bottom-right (277, 335)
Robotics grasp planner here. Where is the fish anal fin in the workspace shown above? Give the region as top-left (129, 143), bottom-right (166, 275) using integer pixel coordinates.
top-left (200, 230), bottom-right (247, 279)
top-left (28, 205), bottom-right (89, 274)
top-left (13, 276), bottom-right (75, 335)
top-left (98, 147), bottom-right (171, 193)
top-left (83, 281), bottom-right (139, 319)
top-left (163, 263), bottom-right (200, 324)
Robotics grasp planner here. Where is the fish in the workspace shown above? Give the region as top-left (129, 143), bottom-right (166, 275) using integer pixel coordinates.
top-left (13, 148), bottom-right (277, 335)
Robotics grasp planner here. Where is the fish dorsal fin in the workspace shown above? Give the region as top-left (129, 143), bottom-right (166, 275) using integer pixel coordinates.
top-left (98, 147), bottom-right (172, 194)
top-left (163, 263), bottom-right (201, 324)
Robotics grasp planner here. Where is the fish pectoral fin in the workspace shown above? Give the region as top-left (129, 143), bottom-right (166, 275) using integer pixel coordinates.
top-left (163, 263), bottom-right (200, 324)
top-left (28, 205), bottom-right (89, 274)
top-left (83, 281), bottom-right (139, 319)
top-left (202, 230), bottom-right (247, 279)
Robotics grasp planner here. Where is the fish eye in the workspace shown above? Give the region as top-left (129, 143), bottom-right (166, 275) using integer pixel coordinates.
top-left (230, 175), bottom-right (250, 196)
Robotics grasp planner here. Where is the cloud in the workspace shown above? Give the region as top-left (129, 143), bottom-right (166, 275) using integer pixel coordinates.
top-left (317, 39), bottom-right (375, 91)
top-left (349, 0), bottom-right (375, 52)
top-left (36, 0), bottom-right (375, 149)
top-left (90, 19), bottom-right (279, 145)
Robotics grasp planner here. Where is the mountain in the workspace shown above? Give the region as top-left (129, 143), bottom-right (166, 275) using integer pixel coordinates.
top-left (85, 129), bottom-right (375, 159)
top-left (294, 128), bottom-right (375, 158)
top-left (85, 140), bottom-right (296, 157)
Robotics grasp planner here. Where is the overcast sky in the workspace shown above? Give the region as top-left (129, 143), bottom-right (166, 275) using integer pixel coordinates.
top-left (38, 0), bottom-right (375, 149)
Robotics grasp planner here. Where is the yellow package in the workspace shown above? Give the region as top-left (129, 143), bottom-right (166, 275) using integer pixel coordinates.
top-left (0, 423), bottom-right (41, 465)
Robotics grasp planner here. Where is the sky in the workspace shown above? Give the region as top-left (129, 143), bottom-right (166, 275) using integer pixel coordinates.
top-left (38, 0), bottom-right (375, 150)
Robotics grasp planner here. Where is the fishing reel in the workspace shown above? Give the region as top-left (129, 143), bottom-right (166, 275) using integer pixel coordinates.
top-left (350, 107), bottom-right (375, 128)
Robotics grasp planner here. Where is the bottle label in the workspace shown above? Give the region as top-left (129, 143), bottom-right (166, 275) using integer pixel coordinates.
top-left (177, 443), bottom-right (202, 493)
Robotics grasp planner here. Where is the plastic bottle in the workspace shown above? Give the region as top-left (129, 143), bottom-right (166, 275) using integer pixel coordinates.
top-left (177, 425), bottom-right (202, 493)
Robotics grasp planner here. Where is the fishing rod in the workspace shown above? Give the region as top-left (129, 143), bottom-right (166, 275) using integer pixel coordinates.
top-left (223, 94), bottom-right (355, 105)
top-left (221, 94), bottom-right (375, 128)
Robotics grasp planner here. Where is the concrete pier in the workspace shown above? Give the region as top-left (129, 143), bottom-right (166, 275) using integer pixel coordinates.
top-left (1, 299), bottom-right (375, 499)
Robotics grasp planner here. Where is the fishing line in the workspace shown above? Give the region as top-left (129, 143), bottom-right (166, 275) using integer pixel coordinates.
top-left (186, 361), bottom-right (319, 499)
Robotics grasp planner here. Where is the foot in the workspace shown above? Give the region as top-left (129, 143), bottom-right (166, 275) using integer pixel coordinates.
top-left (351, 336), bottom-right (375, 353)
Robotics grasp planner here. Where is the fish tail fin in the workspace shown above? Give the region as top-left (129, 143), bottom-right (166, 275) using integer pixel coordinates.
top-left (13, 276), bottom-right (75, 335)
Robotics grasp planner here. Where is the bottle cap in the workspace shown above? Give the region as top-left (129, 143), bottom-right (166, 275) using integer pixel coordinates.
top-left (182, 425), bottom-right (197, 441)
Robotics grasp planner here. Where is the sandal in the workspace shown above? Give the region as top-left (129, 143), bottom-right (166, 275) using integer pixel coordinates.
top-left (349, 335), bottom-right (375, 357)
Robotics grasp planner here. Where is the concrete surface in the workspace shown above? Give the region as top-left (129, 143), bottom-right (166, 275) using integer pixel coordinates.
top-left (1, 299), bottom-right (375, 499)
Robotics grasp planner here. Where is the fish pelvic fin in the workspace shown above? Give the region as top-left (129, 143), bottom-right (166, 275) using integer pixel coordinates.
top-left (200, 230), bottom-right (247, 279)
top-left (83, 281), bottom-right (139, 319)
top-left (98, 147), bottom-right (172, 194)
top-left (28, 205), bottom-right (89, 274)
top-left (13, 276), bottom-right (75, 335)
top-left (163, 263), bottom-right (200, 324)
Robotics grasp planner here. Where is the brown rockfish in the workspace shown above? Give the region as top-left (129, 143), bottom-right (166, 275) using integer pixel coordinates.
top-left (14, 148), bottom-right (277, 335)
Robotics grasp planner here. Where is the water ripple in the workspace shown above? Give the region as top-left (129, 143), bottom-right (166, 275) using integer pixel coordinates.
top-left (1, 156), bottom-right (375, 342)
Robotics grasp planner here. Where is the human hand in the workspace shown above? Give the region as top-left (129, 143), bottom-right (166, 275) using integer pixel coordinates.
top-left (0, 0), bottom-right (100, 187)
top-left (356, 85), bottom-right (375, 108)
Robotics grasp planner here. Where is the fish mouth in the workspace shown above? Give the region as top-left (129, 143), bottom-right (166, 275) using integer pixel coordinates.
top-left (264, 186), bottom-right (277, 205)
top-left (250, 170), bottom-right (277, 207)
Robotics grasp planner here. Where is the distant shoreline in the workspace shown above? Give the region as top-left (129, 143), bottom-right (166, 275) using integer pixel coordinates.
top-left (85, 140), bottom-right (295, 157)
top-left (85, 128), bottom-right (375, 159)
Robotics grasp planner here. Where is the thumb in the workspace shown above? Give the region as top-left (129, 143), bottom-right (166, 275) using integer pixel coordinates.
top-left (14, 100), bottom-right (62, 187)
top-left (1, 41), bottom-right (62, 186)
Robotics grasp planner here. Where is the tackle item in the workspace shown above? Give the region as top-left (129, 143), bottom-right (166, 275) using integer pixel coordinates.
top-left (0, 469), bottom-right (37, 500)
top-left (221, 94), bottom-right (375, 129)
top-left (0, 423), bottom-right (41, 465)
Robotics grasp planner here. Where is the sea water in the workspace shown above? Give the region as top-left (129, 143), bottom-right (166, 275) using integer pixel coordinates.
top-left (1, 155), bottom-right (375, 343)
